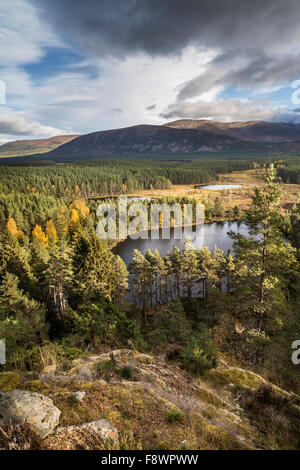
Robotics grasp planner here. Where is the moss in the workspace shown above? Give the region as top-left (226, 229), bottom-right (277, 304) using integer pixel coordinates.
top-left (202, 405), bottom-right (219, 421)
top-left (24, 379), bottom-right (50, 394)
top-left (204, 424), bottom-right (231, 449)
top-left (0, 372), bottom-right (20, 392)
top-left (135, 353), bottom-right (155, 364)
top-left (196, 386), bottom-right (226, 407)
top-left (208, 367), bottom-right (266, 390)
top-left (165, 408), bottom-right (185, 424)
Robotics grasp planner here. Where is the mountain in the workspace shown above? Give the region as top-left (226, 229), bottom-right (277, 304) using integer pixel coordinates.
top-left (3, 119), bottom-right (300, 162)
top-left (165, 119), bottom-right (300, 143)
top-left (0, 134), bottom-right (80, 157)
top-left (45, 124), bottom-right (263, 160)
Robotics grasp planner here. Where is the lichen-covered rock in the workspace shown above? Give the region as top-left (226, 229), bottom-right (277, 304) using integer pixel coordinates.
top-left (208, 367), bottom-right (267, 390)
top-left (0, 372), bottom-right (20, 392)
top-left (71, 391), bottom-right (86, 402)
top-left (57, 419), bottom-right (118, 445)
top-left (0, 390), bottom-right (61, 439)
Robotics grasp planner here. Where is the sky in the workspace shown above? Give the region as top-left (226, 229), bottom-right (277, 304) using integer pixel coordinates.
top-left (1, 0), bottom-right (300, 143)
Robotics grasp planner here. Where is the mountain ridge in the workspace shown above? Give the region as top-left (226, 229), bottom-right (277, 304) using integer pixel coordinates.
top-left (0, 134), bottom-right (80, 157)
top-left (2, 119), bottom-right (300, 161)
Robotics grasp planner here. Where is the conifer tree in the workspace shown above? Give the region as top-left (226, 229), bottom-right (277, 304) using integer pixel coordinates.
top-left (229, 167), bottom-right (299, 363)
top-left (129, 250), bottom-right (151, 323)
top-left (181, 240), bottom-right (198, 301)
top-left (225, 249), bottom-right (235, 293)
top-left (45, 241), bottom-right (73, 325)
top-left (113, 255), bottom-right (129, 307)
top-left (169, 246), bottom-right (182, 299)
top-left (0, 273), bottom-right (48, 354)
top-left (72, 230), bottom-right (117, 303)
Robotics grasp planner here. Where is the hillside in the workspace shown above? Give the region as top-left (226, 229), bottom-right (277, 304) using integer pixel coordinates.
top-left (165, 119), bottom-right (300, 143)
top-left (44, 124), bottom-right (263, 160)
top-left (0, 134), bottom-right (80, 157)
top-left (1, 349), bottom-right (299, 450)
top-left (2, 120), bottom-right (300, 162)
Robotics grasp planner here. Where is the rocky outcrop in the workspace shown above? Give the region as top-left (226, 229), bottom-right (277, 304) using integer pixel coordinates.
top-left (57, 420), bottom-right (118, 444)
top-left (0, 390), bottom-right (61, 439)
top-left (0, 350), bottom-right (299, 450)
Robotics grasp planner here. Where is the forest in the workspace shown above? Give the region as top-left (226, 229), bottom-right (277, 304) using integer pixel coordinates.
top-left (0, 160), bottom-right (298, 387)
top-left (0, 159), bottom-right (300, 449)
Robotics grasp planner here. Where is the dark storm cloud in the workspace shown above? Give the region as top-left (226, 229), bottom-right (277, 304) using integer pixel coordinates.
top-left (31, 0), bottom-right (300, 58)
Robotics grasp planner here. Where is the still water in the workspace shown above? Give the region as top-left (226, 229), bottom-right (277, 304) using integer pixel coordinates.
top-left (114, 221), bottom-right (249, 266)
top-left (197, 184), bottom-right (243, 190)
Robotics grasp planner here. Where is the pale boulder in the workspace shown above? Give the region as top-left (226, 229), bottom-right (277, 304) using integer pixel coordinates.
top-left (0, 389), bottom-right (61, 439)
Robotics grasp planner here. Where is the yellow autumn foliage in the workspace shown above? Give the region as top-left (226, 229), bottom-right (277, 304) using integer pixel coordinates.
top-left (32, 224), bottom-right (48, 247)
top-left (7, 217), bottom-right (24, 239)
top-left (70, 208), bottom-right (80, 230)
top-left (70, 200), bottom-right (90, 219)
top-left (45, 219), bottom-right (58, 244)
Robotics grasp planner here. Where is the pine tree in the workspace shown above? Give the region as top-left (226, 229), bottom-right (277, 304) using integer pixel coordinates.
top-left (113, 255), bottom-right (129, 307)
top-left (0, 273), bottom-right (48, 353)
top-left (45, 242), bottom-right (73, 326)
top-left (225, 249), bottom-right (235, 293)
top-left (181, 240), bottom-right (198, 301)
top-left (72, 230), bottom-right (117, 303)
top-left (129, 250), bottom-right (151, 323)
top-left (0, 231), bottom-right (34, 294)
top-left (169, 246), bottom-right (182, 299)
top-left (229, 167), bottom-right (299, 363)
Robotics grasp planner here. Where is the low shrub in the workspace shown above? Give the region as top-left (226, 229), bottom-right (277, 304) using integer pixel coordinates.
top-left (121, 365), bottom-right (132, 380)
top-left (0, 372), bottom-right (20, 392)
top-left (0, 423), bottom-right (41, 450)
top-left (94, 359), bottom-right (117, 380)
top-left (181, 328), bottom-right (217, 375)
top-left (165, 409), bottom-right (184, 424)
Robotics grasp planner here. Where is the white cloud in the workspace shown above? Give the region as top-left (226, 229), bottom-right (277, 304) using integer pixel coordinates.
top-left (161, 97), bottom-right (297, 123)
top-left (21, 47), bottom-right (215, 133)
top-left (0, 0), bottom-right (60, 66)
top-left (0, 113), bottom-right (65, 136)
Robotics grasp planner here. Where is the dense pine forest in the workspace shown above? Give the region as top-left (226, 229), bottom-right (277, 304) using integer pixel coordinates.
top-left (0, 159), bottom-right (298, 389)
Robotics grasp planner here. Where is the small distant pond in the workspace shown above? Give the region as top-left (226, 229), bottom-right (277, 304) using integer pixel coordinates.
top-left (128, 197), bottom-right (152, 202)
top-left (195, 184), bottom-right (243, 190)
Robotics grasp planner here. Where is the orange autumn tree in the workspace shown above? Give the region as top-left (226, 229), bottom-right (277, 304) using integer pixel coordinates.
top-left (45, 219), bottom-right (58, 244)
top-left (7, 217), bottom-right (24, 240)
top-left (32, 224), bottom-right (48, 247)
top-left (70, 200), bottom-right (90, 220)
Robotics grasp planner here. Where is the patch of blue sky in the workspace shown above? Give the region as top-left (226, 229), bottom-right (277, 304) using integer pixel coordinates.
top-left (218, 86), bottom-right (254, 100)
top-left (24, 47), bottom-right (99, 82)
